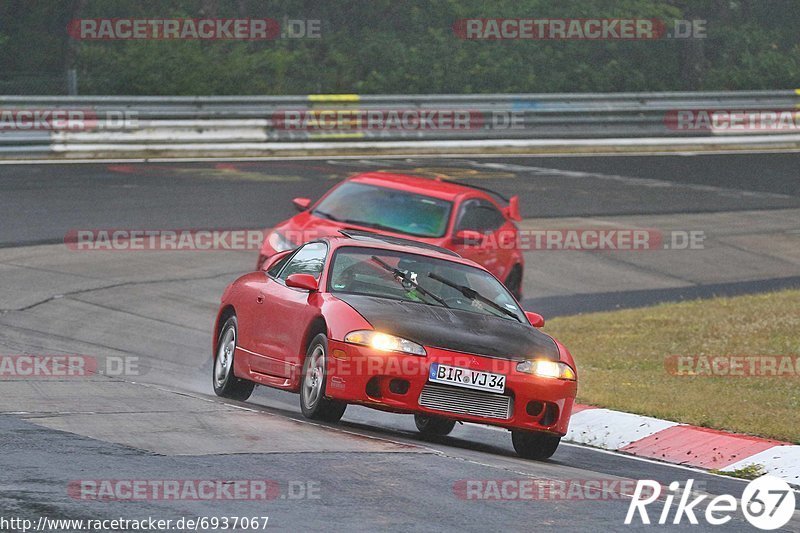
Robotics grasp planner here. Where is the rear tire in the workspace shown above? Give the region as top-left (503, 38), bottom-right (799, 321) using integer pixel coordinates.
top-left (505, 265), bottom-right (523, 301)
top-left (511, 430), bottom-right (560, 460)
top-left (213, 316), bottom-right (255, 401)
top-left (300, 334), bottom-right (347, 422)
top-left (414, 414), bottom-right (456, 436)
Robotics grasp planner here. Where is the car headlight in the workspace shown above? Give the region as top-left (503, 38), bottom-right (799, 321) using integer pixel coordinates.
top-left (516, 359), bottom-right (576, 380)
top-left (268, 230), bottom-right (295, 252)
top-left (344, 330), bottom-right (426, 356)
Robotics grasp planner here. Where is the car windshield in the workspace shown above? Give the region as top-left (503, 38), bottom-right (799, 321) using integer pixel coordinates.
top-left (312, 181), bottom-right (452, 238)
top-left (329, 246), bottom-right (525, 322)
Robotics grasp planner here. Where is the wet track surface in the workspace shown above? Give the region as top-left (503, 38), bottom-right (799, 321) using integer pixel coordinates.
top-left (2, 153), bottom-right (798, 248)
top-left (1, 153), bottom-right (799, 531)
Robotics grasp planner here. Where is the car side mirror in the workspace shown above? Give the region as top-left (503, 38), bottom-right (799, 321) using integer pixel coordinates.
top-left (453, 229), bottom-right (485, 245)
top-left (285, 273), bottom-right (319, 291)
top-left (503, 195), bottom-right (522, 222)
top-left (525, 311), bottom-right (545, 328)
top-left (292, 197), bottom-right (311, 212)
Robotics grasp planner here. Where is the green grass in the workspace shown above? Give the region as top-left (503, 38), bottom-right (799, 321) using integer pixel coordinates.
top-left (710, 464), bottom-right (766, 480)
top-left (544, 289), bottom-right (800, 443)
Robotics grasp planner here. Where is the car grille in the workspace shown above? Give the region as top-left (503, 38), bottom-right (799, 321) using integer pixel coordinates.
top-left (418, 383), bottom-right (513, 420)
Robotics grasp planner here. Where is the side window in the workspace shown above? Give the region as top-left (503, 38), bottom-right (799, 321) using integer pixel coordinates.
top-left (266, 253), bottom-right (292, 278)
top-left (455, 199), bottom-right (506, 233)
top-left (278, 242), bottom-right (328, 281)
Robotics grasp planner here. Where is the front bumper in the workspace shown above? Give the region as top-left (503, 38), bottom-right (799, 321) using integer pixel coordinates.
top-left (325, 341), bottom-right (577, 435)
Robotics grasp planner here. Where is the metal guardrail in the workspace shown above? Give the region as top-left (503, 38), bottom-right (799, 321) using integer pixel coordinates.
top-left (1, 91), bottom-right (799, 157)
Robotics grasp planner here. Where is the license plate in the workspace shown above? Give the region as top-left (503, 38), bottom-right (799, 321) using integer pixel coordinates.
top-left (428, 363), bottom-right (506, 394)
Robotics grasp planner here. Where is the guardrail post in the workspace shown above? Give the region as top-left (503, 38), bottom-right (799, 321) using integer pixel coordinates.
top-left (67, 69), bottom-right (78, 96)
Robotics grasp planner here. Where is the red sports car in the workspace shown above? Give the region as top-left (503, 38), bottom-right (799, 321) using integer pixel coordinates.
top-left (216, 231), bottom-right (577, 460)
top-left (256, 172), bottom-right (525, 298)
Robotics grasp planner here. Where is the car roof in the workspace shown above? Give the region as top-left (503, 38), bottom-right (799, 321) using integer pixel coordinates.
top-left (336, 229), bottom-right (460, 256)
top-left (347, 172), bottom-right (495, 202)
top-left (322, 233), bottom-right (482, 268)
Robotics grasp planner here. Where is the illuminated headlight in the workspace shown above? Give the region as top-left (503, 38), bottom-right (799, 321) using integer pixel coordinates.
top-left (516, 359), bottom-right (576, 380)
top-left (268, 230), bottom-right (295, 252)
top-left (344, 330), bottom-right (426, 356)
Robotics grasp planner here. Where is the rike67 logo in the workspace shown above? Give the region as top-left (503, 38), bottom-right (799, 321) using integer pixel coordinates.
top-left (626, 476), bottom-right (796, 530)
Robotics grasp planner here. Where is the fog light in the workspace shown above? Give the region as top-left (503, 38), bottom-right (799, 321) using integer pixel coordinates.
top-left (389, 379), bottom-right (410, 395)
top-left (526, 401), bottom-right (544, 417)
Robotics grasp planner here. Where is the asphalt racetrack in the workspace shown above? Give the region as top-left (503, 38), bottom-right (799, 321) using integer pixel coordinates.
top-left (1, 152), bottom-right (799, 531)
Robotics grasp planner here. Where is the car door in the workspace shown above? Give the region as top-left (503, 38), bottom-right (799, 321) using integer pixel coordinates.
top-left (451, 198), bottom-right (509, 278)
top-left (250, 241), bottom-right (328, 379)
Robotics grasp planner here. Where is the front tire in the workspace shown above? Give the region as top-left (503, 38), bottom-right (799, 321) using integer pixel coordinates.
top-left (300, 334), bottom-right (347, 422)
top-left (213, 316), bottom-right (255, 401)
top-left (414, 414), bottom-right (457, 436)
top-left (511, 430), bottom-right (560, 460)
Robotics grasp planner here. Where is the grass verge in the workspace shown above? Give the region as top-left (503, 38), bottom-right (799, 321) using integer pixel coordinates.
top-left (544, 289), bottom-right (800, 443)
top-left (709, 464), bottom-right (766, 480)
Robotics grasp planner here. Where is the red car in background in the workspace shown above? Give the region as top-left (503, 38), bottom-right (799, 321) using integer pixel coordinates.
top-left (257, 172), bottom-right (525, 298)
top-left (216, 232), bottom-right (577, 460)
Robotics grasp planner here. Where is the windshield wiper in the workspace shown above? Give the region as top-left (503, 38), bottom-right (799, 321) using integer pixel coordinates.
top-left (314, 210), bottom-right (380, 228)
top-left (313, 212), bottom-right (430, 238)
top-left (370, 256), bottom-right (449, 308)
top-left (340, 219), bottom-right (401, 233)
top-left (313, 210), bottom-right (343, 222)
top-left (427, 272), bottom-right (521, 322)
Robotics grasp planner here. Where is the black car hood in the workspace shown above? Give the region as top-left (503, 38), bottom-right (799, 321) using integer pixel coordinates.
top-left (335, 294), bottom-right (560, 361)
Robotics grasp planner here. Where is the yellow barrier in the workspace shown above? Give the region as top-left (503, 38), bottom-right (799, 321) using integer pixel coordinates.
top-left (307, 94), bottom-right (360, 102)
